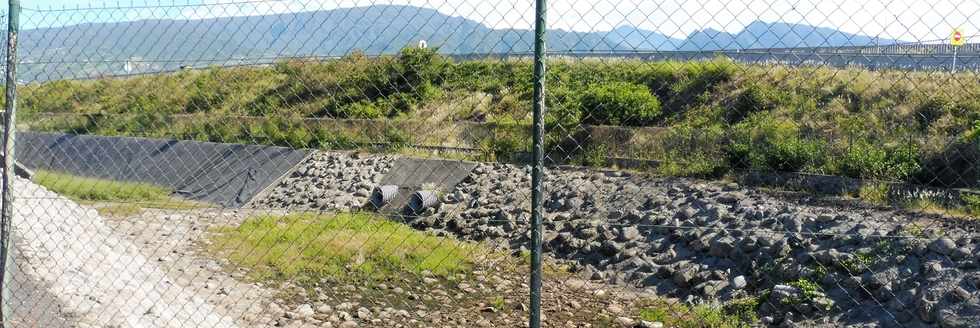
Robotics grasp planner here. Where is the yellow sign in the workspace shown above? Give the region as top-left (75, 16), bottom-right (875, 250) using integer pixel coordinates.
top-left (952, 29), bottom-right (966, 46)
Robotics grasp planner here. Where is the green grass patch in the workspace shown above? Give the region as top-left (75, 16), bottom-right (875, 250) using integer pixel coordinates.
top-left (209, 212), bottom-right (478, 284)
top-left (34, 169), bottom-right (208, 210)
top-left (95, 203), bottom-right (144, 218)
top-left (36, 169), bottom-right (171, 202)
top-left (638, 299), bottom-right (756, 328)
top-left (904, 197), bottom-right (980, 219)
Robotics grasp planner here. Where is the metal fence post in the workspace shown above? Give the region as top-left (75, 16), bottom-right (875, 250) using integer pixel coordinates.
top-left (529, 0), bottom-right (547, 327)
top-left (0, 1), bottom-right (18, 327)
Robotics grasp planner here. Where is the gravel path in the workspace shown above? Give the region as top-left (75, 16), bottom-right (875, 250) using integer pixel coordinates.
top-left (12, 178), bottom-right (242, 327)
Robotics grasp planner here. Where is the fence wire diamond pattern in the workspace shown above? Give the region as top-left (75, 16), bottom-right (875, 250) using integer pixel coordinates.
top-left (0, 1), bottom-right (977, 328)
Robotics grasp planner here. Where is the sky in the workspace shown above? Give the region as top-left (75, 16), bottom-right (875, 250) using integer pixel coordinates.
top-left (4, 0), bottom-right (980, 42)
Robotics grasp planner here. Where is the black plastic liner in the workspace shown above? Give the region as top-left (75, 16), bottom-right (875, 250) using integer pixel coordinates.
top-left (16, 132), bottom-right (309, 208)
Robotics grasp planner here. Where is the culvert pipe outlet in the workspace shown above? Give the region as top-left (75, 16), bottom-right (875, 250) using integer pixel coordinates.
top-left (370, 185), bottom-right (400, 208)
top-left (408, 190), bottom-right (440, 214)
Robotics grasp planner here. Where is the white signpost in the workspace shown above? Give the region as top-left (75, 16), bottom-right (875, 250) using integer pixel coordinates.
top-left (951, 29), bottom-right (966, 73)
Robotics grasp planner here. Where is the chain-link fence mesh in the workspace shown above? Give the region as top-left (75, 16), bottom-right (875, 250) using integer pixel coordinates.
top-left (1, 1), bottom-right (979, 327)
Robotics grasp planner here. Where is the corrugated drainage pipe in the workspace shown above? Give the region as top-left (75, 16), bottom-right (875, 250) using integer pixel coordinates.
top-left (370, 185), bottom-right (400, 209)
top-left (408, 190), bottom-right (440, 214)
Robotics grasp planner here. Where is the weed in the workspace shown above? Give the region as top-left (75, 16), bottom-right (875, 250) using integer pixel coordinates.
top-left (857, 183), bottom-right (890, 205)
top-left (575, 144), bottom-right (609, 168)
top-left (963, 193), bottom-right (980, 216)
top-left (638, 299), bottom-right (755, 328)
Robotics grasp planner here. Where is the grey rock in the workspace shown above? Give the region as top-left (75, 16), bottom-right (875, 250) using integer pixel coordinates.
top-left (673, 266), bottom-right (698, 288)
top-left (928, 238), bottom-right (957, 256)
top-left (709, 236), bottom-right (737, 257)
top-left (294, 304), bottom-right (315, 319)
top-left (771, 284), bottom-right (802, 303)
top-left (618, 226), bottom-right (642, 242)
top-left (614, 316), bottom-right (634, 327)
top-left (638, 321), bottom-right (664, 328)
top-left (732, 275), bottom-right (748, 290)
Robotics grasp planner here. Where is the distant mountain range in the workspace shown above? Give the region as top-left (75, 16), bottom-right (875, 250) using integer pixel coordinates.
top-left (677, 21), bottom-right (896, 51)
top-left (11, 5), bottom-right (900, 80)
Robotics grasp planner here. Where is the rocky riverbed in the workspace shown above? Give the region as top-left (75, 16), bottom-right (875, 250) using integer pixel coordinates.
top-left (253, 151), bottom-right (980, 328)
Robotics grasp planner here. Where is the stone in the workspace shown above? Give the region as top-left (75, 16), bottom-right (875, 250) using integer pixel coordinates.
top-left (614, 317), bottom-right (635, 326)
top-left (782, 216), bottom-right (803, 233)
top-left (619, 226), bottom-right (642, 241)
top-left (952, 247), bottom-right (971, 260)
top-left (638, 321), bottom-right (664, 328)
top-left (339, 321), bottom-right (358, 328)
top-left (356, 307), bottom-right (371, 320)
top-left (771, 284), bottom-right (801, 303)
top-left (294, 304), bottom-right (315, 319)
top-left (732, 275), bottom-right (748, 290)
top-left (928, 238), bottom-right (957, 255)
top-left (709, 236), bottom-right (737, 257)
top-left (673, 267), bottom-right (697, 288)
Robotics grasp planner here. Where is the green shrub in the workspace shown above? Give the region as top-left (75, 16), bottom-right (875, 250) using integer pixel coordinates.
top-left (669, 58), bottom-right (738, 103)
top-left (962, 193), bottom-right (980, 215)
top-left (337, 100), bottom-right (386, 119)
top-left (659, 122), bottom-right (730, 177)
top-left (545, 85), bottom-right (583, 128)
top-left (580, 82), bottom-right (661, 126)
top-left (729, 114), bottom-right (826, 172)
top-left (483, 124), bottom-right (528, 163)
top-left (966, 120), bottom-right (980, 142)
top-left (575, 144), bottom-right (609, 167)
top-left (834, 141), bottom-right (920, 181)
top-left (728, 82), bottom-right (786, 123)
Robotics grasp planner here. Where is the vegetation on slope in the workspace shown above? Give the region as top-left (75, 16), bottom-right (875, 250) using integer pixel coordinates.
top-left (18, 48), bottom-right (980, 189)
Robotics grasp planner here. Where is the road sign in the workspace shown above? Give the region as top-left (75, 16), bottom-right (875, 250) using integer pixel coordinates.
top-left (952, 29), bottom-right (966, 46)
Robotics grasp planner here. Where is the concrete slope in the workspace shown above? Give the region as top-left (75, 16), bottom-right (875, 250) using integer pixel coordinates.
top-left (11, 178), bottom-right (240, 327)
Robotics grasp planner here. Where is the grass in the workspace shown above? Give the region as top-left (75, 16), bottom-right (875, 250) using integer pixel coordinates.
top-left (856, 182), bottom-right (890, 205)
top-left (904, 198), bottom-right (980, 219)
top-left (34, 169), bottom-right (208, 212)
top-left (94, 203), bottom-right (144, 218)
top-left (208, 212), bottom-right (479, 284)
top-left (637, 299), bottom-right (757, 328)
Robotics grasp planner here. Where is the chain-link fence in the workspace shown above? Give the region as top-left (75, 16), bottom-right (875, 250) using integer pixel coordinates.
top-left (1, 1), bottom-right (979, 327)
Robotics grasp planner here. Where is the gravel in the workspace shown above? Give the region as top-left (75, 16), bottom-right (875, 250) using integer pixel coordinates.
top-left (250, 151), bottom-right (395, 211)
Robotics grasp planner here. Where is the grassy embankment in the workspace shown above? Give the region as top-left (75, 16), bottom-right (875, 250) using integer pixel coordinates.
top-left (17, 48), bottom-right (980, 209)
top-left (34, 169), bottom-right (207, 216)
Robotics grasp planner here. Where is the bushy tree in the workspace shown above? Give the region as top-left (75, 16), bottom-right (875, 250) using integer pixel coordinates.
top-left (580, 82), bottom-right (661, 126)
